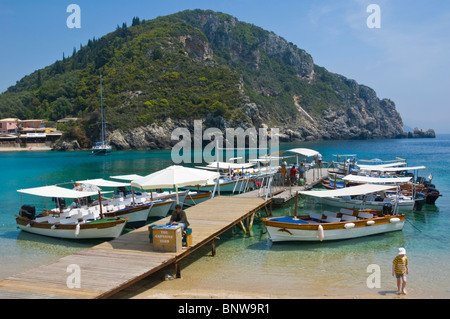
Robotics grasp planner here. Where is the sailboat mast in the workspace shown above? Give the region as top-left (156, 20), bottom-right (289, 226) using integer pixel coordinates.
top-left (100, 75), bottom-right (105, 145)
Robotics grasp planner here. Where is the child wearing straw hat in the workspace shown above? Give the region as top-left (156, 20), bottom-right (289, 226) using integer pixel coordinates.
top-left (392, 247), bottom-right (409, 295)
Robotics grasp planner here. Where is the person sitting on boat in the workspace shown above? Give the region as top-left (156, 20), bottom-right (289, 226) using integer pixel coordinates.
top-left (168, 204), bottom-right (190, 230)
top-left (68, 198), bottom-right (81, 210)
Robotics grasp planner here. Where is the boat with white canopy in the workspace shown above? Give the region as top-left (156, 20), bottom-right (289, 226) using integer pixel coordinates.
top-left (75, 178), bottom-right (155, 227)
top-left (262, 184), bottom-right (405, 242)
top-left (349, 164), bottom-right (441, 205)
top-left (15, 185), bottom-right (128, 239)
top-left (312, 179), bottom-right (415, 211)
top-left (109, 175), bottom-right (187, 216)
top-left (131, 166), bottom-right (220, 209)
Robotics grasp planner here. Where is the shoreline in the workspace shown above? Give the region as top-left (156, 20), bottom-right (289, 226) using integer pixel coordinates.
top-left (0, 146), bottom-right (52, 152)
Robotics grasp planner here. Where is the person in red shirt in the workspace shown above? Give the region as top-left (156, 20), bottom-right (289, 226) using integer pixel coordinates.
top-left (290, 165), bottom-right (297, 186)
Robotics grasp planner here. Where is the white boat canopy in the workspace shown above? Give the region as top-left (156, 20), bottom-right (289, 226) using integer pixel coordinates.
top-left (206, 161), bottom-right (255, 169)
top-left (343, 175), bottom-right (412, 184)
top-left (357, 166), bottom-right (426, 172)
top-left (357, 162), bottom-right (407, 170)
top-left (110, 174), bottom-right (144, 181)
top-left (76, 178), bottom-right (130, 187)
top-left (285, 148), bottom-right (319, 157)
top-left (299, 184), bottom-right (398, 198)
top-left (131, 165), bottom-right (220, 203)
top-left (17, 185), bottom-right (101, 198)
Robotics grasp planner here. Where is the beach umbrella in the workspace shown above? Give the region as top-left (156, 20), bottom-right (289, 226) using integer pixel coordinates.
top-left (130, 165), bottom-right (220, 203)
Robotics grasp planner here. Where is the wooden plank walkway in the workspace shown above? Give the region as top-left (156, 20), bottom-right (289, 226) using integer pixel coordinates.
top-left (0, 196), bottom-right (269, 299)
top-left (272, 168), bottom-right (329, 206)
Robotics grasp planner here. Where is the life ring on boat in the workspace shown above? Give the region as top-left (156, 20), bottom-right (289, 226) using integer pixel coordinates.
top-left (344, 223), bottom-right (355, 229)
top-left (366, 220), bottom-right (375, 226)
top-left (390, 218), bottom-right (400, 223)
top-left (318, 225), bottom-right (324, 241)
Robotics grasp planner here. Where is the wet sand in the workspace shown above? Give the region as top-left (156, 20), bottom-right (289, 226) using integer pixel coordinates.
top-left (110, 248), bottom-right (410, 300)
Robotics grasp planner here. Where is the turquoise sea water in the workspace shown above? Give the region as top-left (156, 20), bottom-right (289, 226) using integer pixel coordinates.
top-left (1, 135), bottom-right (449, 298)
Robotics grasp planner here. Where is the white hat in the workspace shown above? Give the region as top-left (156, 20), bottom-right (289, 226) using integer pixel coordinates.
top-left (398, 247), bottom-right (406, 255)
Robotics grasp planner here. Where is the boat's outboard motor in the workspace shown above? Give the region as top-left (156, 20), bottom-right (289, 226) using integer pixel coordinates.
top-left (20, 205), bottom-right (36, 220)
top-left (414, 193), bottom-right (426, 211)
top-left (417, 176), bottom-right (426, 185)
top-left (382, 203), bottom-right (392, 216)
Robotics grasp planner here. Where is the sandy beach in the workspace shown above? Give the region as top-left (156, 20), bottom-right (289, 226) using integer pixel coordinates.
top-left (0, 146), bottom-right (52, 152)
top-left (109, 245), bottom-right (412, 300)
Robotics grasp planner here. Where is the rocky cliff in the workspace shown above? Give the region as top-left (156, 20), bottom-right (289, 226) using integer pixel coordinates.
top-left (106, 10), bottom-right (408, 150)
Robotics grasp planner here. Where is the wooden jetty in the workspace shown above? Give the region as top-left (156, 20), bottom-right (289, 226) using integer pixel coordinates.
top-left (271, 168), bottom-right (329, 206)
top-left (0, 196), bottom-right (269, 299)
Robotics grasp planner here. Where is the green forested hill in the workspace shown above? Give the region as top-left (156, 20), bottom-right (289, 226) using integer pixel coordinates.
top-left (0, 9), bottom-right (406, 148)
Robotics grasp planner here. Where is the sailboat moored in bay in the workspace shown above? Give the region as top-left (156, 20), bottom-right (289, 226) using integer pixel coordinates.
top-left (92, 75), bottom-right (112, 155)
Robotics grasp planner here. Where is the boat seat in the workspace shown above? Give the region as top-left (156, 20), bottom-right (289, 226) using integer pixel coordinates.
top-left (340, 208), bottom-right (354, 216)
top-left (85, 213), bottom-right (96, 220)
top-left (341, 214), bottom-right (357, 221)
top-left (309, 212), bottom-right (324, 221)
top-left (323, 216), bottom-right (341, 223)
top-left (59, 218), bottom-right (78, 225)
top-left (105, 205), bottom-right (114, 213)
top-left (35, 216), bottom-right (49, 223)
top-left (323, 211), bottom-right (338, 218)
top-left (88, 207), bottom-right (100, 218)
top-left (358, 212), bottom-right (374, 219)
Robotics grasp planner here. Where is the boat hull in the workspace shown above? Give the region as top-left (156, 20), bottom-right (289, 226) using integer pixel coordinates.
top-left (149, 191), bottom-right (188, 210)
top-left (181, 179), bottom-right (242, 193)
top-left (317, 196), bottom-right (415, 211)
top-left (16, 216), bottom-right (128, 239)
top-left (104, 204), bottom-right (152, 228)
top-left (147, 200), bottom-right (173, 218)
top-left (92, 146), bottom-right (111, 155)
top-left (263, 215), bottom-right (405, 242)
top-left (183, 192), bottom-right (212, 207)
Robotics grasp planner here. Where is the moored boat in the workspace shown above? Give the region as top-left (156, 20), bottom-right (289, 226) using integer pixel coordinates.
top-left (16, 185), bottom-right (128, 239)
top-left (263, 184), bottom-right (406, 242)
top-left (263, 209), bottom-right (405, 242)
top-left (92, 76), bottom-right (112, 155)
top-left (147, 199), bottom-right (174, 218)
top-left (183, 191), bottom-right (212, 207)
top-left (16, 214), bottom-right (128, 239)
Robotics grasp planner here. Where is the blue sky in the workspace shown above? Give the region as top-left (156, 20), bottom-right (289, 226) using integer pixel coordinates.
top-left (1, 0), bottom-right (449, 132)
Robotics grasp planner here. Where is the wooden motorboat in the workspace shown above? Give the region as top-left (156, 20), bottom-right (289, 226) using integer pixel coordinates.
top-left (262, 184), bottom-right (406, 242)
top-left (263, 208), bottom-right (405, 242)
top-left (16, 185), bottom-right (128, 239)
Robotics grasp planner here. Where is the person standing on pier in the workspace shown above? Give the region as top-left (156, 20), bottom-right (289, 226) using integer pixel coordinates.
top-left (280, 163), bottom-right (287, 185)
top-left (290, 165), bottom-right (297, 186)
